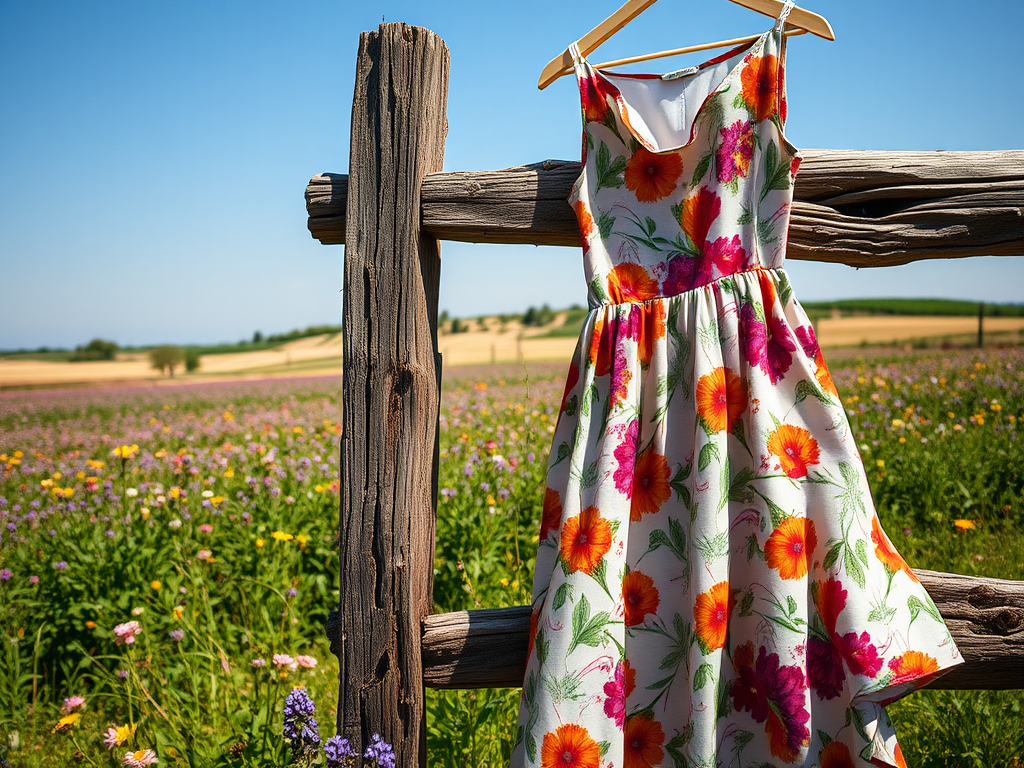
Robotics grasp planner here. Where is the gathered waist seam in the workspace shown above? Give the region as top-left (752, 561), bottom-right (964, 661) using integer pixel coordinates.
top-left (592, 265), bottom-right (782, 310)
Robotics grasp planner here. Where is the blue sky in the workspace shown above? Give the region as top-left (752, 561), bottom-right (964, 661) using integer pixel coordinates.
top-left (1, 0), bottom-right (1021, 349)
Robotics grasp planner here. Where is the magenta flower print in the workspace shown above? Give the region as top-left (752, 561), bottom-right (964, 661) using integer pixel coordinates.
top-left (807, 634), bottom-right (846, 700)
top-left (613, 419), bottom-right (640, 497)
top-left (602, 661), bottom-right (628, 728)
top-left (707, 235), bottom-right (748, 275)
top-left (716, 119), bottom-right (755, 185)
top-left (739, 303), bottom-right (768, 369)
top-left (663, 253), bottom-right (713, 295)
top-left (730, 642), bottom-right (811, 761)
top-left (765, 314), bottom-right (796, 383)
top-left (794, 325), bottom-right (819, 360)
top-left (808, 578), bottom-right (883, 701)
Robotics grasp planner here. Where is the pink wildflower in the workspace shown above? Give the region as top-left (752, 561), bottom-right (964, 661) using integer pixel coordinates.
top-left (113, 621), bottom-right (142, 645)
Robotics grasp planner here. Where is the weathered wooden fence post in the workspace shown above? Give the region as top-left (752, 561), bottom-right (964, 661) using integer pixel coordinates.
top-left (337, 22), bottom-right (448, 767)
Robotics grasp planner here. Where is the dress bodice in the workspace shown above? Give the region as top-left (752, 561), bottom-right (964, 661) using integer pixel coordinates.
top-left (568, 13), bottom-right (801, 308)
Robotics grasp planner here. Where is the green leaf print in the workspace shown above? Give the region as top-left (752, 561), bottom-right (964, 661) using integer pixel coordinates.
top-left (526, 732), bottom-right (537, 763)
top-left (728, 466), bottom-right (757, 503)
top-left (698, 441), bottom-right (719, 472)
top-left (596, 209), bottom-right (616, 240)
top-left (855, 539), bottom-right (870, 567)
top-left (536, 630), bottom-right (550, 666)
top-left (738, 589), bottom-right (755, 617)
top-left (691, 153), bottom-right (713, 187)
top-left (907, 594), bottom-right (943, 628)
top-left (597, 741), bottom-right (611, 758)
top-left (696, 531), bottom-right (730, 562)
top-left (867, 603), bottom-right (897, 624)
top-left (543, 671), bottom-right (585, 703)
top-left (594, 141), bottom-right (627, 192)
top-left (589, 557), bottom-right (614, 600)
top-left (794, 378), bottom-right (832, 405)
top-left (759, 140), bottom-right (792, 203)
top-left (553, 582), bottom-right (573, 611)
top-left (778, 271), bottom-right (795, 307)
top-left (568, 594), bottom-right (612, 654)
top-left (670, 461), bottom-right (693, 509)
top-left (823, 540), bottom-right (843, 571)
top-left (693, 662), bottom-right (714, 691)
top-left (578, 460), bottom-right (599, 488)
top-left (588, 275), bottom-right (609, 305)
top-left (844, 542), bottom-right (867, 589)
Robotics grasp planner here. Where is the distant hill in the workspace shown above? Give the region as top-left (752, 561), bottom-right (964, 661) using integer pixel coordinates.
top-left (801, 298), bottom-right (1024, 317)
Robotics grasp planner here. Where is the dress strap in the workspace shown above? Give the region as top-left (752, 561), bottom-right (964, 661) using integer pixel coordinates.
top-left (568, 40), bottom-right (589, 78)
top-left (773, 0), bottom-right (796, 32)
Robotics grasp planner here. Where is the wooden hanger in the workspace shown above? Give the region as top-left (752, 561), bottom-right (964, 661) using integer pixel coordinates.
top-left (539, 0), bottom-right (834, 89)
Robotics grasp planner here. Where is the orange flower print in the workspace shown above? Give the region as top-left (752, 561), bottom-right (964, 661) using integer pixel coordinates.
top-left (607, 263), bottom-right (659, 304)
top-left (765, 517), bottom-right (817, 581)
top-left (540, 723), bottom-right (601, 768)
top-left (624, 147), bottom-right (683, 203)
top-left (636, 302), bottom-right (666, 368)
top-left (680, 186), bottom-right (721, 252)
top-left (694, 581), bottom-right (734, 652)
top-left (540, 487), bottom-right (563, 541)
top-left (623, 713), bottom-right (664, 768)
top-left (695, 367), bottom-right (747, 432)
top-left (767, 424), bottom-right (820, 479)
top-left (622, 569), bottom-right (660, 626)
top-left (740, 53), bottom-right (779, 122)
top-left (894, 743), bottom-right (908, 768)
top-left (870, 515), bottom-right (917, 581)
top-left (887, 650), bottom-right (940, 686)
top-left (573, 199), bottom-right (595, 255)
top-left (559, 506), bottom-right (613, 575)
top-left (588, 315), bottom-right (612, 377)
top-left (818, 741), bottom-right (855, 768)
top-left (629, 448), bottom-right (671, 521)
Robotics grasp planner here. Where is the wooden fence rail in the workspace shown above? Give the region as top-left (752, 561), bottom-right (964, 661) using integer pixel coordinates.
top-left (414, 569), bottom-right (1024, 690)
top-left (307, 151), bottom-right (1024, 266)
top-left (313, 21), bottom-right (1024, 768)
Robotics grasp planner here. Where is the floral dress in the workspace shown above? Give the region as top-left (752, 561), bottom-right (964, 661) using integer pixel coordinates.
top-left (511, 4), bottom-right (962, 767)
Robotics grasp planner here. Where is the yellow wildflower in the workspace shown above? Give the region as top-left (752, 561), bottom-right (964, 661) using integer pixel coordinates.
top-left (210, 496), bottom-right (224, 505)
top-left (271, 531), bottom-right (294, 542)
top-left (224, 468), bottom-right (235, 478)
top-left (154, 450), bottom-right (167, 459)
top-left (292, 426), bottom-right (304, 434)
top-left (953, 519), bottom-right (977, 532)
top-left (85, 621), bottom-right (97, 629)
top-left (140, 508), bottom-right (150, 519)
top-left (173, 606), bottom-right (184, 620)
top-left (150, 580), bottom-right (162, 591)
top-left (499, 577), bottom-right (509, 587)
top-left (295, 533), bottom-right (310, 548)
top-left (76, 471), bottom-right (86, 479)
top-left (990, 401), bottom-right (1002, 412)
top-left (53, 472), bottom-right (62, 479)
top-left (112, 444), bottom-right (140, 459)
top-left (255, 538), bottom-right (265, 548)
top-left (53, 712), bottom-right (81, 733)
top-left (223, 411), bottom-right (235, 422)
top-left (106, 723), bottom-right (136, 746)
top-left (87, 460), bottom-right (106, 469)
top-left (314, 484), bottom-right (324, 493)
top-left (168, 487), bottom-right (181, 499)
top-left (876, 460), bottom-right (885, 469)
top-left (63, 487), bottom-right (75, 497)
top-left (41, 479), bottom-right (53, 488)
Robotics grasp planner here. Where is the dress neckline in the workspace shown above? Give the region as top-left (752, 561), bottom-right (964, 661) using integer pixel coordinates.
top-left (578, 29), bottom-right (773, 155)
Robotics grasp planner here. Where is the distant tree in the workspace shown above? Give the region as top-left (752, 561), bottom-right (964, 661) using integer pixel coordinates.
top-left (149, 345), bottom-right (186, 377)
top-left (253, 330), bottom-right (263, 343)
top-left (184, 348), bottom-right (201, 373)
top-left (522, 306), bottom-right (537, 326)
top-left (477, 316), bottom-right (487, 330)
top-left (450, 318), bottom-right (465, 334)
top-left (439, 310), bottom-right (450, 325)
top-left (71, 338), bottom-right (118, 362)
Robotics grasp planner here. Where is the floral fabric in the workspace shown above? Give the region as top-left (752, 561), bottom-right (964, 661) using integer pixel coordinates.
top-left (511, 7), bottom-right (962, 768)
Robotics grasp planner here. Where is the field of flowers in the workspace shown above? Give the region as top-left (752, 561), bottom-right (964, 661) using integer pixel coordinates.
top-left (1, 347), bottom-right (1022, 767)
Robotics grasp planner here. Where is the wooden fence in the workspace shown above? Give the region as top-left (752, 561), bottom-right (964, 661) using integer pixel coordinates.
top-left (306, 22), bottom-right (1024, 768)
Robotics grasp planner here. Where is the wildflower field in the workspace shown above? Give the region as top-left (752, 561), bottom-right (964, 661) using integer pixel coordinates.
top-left (1, 348), bottom-right (1022, 767)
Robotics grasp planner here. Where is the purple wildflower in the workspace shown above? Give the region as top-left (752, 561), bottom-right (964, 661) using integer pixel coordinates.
top-left (324, 735), bottom-right (357, 767)
top-left (363, 734), bottom-right (396, 768)
top-left (0, 569), bottom-right (11, 581)
top-left (169, 629), bottom-right (184, 642)
top-left (283, 687), bottom-right (320, 757)
top-left (54, 561), bottom-right (68, 570)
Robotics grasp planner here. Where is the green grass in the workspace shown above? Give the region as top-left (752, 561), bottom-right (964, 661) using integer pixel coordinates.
top-left (0, 349), bottom-right (1021, 767)
top-left (802, 298), bottom-right (1024, 317)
